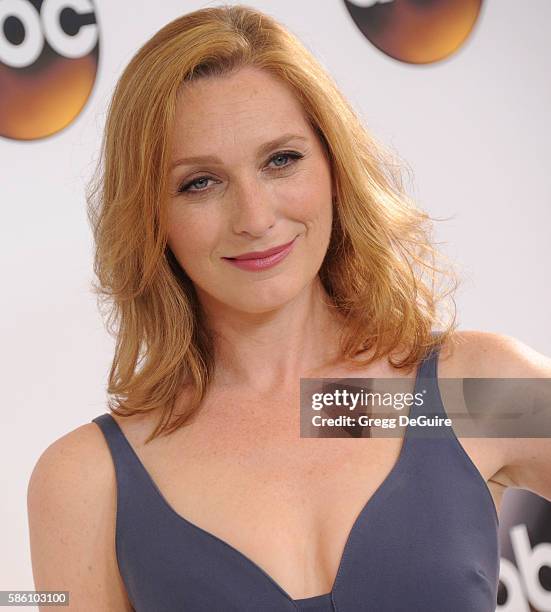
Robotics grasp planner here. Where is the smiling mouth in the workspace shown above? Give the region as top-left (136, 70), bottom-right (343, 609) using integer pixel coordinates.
top-left (223, 237), bottom-right (297, 261)
top-left (222, 236), bottom-right (298, 271)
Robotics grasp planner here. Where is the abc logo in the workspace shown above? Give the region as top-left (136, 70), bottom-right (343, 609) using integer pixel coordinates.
top-left (0, 0), bottom-right (99, 140)
top-left (343, 0), bottom-right (482, 64)
top-left (498, 524), bottom-right (551, 610)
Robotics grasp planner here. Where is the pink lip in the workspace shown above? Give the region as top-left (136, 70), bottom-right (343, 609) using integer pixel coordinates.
top-left (227, 238), bottom-right (297, 260)
top-left (223, 236), bottom-right (297, 272)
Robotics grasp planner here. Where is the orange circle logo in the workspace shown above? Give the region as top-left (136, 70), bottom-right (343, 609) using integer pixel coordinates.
top-left (344, 0), bottom-right (483, 64)
top-left (0, 0), bottom-right (99, 140)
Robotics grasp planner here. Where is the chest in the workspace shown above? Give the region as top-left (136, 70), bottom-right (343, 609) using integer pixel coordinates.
top-left (122, 401), bottom-right (504, 600)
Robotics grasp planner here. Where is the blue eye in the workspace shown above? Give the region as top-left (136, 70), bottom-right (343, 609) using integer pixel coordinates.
top-left (179, 176), bottom-right (213, 193)
top-left (268, 151), bottom-right (302, 169)
top-left (176, 150), bottom-right (304, 195)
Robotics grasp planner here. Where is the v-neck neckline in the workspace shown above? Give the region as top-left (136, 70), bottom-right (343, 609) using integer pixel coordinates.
top-left (102, 352), bottom-right (433, 607)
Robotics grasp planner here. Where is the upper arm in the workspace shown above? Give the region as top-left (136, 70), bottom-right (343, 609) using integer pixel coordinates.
top-left (454, 330), bottom-right (551, 503)
top-left (27, 423), bottom-right (133, 611)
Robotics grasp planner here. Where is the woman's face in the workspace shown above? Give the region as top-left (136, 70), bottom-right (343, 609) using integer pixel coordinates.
top-left (166, 66), bottom-right (334, 314)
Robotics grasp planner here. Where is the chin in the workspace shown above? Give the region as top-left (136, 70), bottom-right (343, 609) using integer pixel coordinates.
top-left (227, 281), bottom-right (305, 314)
top-left (232, 294), bottom-right (295, 315)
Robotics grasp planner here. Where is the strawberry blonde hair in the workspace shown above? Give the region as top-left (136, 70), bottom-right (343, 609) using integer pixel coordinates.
top-left (86, 3), bottom-right (459, 442)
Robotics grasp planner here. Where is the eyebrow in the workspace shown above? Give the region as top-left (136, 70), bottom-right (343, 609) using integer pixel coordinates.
top-left (170, 133), bottom-right (309, 170)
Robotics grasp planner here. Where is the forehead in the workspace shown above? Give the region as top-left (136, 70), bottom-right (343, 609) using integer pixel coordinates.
top-left (172, 67), bottom-right (312, 153)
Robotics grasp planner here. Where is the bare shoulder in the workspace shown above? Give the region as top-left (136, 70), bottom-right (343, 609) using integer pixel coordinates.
top-left (439, 329), bottom-right (551, 377)
top-left (439, 329), bottom-right (551, 502)
top-left (27, 422), bottom-right (133, 611)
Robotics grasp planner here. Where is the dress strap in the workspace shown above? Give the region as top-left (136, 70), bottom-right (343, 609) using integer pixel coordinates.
top-left (408, 335), bottom-right (454, 439)
top-left (91, 413), bottom-right (154, 495)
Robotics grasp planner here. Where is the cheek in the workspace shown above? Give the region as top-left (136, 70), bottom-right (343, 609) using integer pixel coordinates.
top-left (166, 210), bottom-right (217, 268)
top-left (285, 174), bottom-right (332, 221)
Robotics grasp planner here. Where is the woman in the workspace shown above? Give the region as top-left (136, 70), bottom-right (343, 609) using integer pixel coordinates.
top-left (27, 5), bottom-right (551, 611)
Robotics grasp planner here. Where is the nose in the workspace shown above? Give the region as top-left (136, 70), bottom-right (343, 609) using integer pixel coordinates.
top-left (229, 179), bottom-right (277, 236)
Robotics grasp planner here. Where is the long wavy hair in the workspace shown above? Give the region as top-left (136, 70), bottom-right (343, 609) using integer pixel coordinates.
top-left (86, 3), bottom-right (459, 443)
